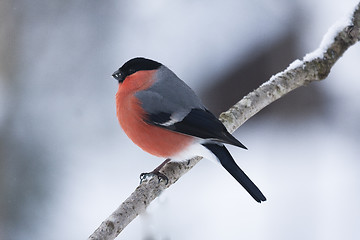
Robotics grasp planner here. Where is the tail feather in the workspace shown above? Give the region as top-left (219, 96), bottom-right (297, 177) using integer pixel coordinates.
top-left (203, 143), bottom-right (266, 203)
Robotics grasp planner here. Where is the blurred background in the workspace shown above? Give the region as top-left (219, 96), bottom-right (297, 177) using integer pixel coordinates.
top-left (1, 0), bottom-right (360, 239)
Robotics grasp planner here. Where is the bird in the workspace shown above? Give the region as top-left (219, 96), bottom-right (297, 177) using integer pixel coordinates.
top-left (112, 57), bottom-right (266, 203)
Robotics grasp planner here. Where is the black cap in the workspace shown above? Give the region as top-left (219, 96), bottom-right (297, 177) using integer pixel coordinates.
top-left (112, 57), bottom-right (162, 82)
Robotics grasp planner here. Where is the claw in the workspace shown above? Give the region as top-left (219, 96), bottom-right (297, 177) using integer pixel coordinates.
top-left (156, 172), bottom-right (169, 184)
top-left (139, 171), bottom-right (169, 185)
top-left (139, 172), bottom-right (149, 184)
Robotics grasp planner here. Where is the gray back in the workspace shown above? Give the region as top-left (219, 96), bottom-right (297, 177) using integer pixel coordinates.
top-left (135, 66), bottom-right (204, 120)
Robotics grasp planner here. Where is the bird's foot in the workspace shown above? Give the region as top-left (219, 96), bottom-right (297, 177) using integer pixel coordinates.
top-left (140, 171), bottom-right (169, 185)
top-left (140, 158), bottom-right (171, 184)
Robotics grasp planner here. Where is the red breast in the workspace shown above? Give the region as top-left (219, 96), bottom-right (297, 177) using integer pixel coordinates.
top-left (116, 70), bottom-right (193, 158)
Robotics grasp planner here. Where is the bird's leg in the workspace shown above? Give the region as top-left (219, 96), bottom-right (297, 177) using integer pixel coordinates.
top-left (140, 158), bottom-right (171, 184)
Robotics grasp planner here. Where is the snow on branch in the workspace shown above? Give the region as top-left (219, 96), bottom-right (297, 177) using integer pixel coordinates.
top-left (89, 3), bottom-right (360, 240)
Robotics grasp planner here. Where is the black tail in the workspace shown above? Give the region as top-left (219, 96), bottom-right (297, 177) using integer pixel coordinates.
top-left (203, 143), bottom-right (266, 203)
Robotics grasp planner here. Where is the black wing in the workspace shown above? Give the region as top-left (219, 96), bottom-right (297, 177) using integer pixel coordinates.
top-left (146, 108), bottom-right (247, 149)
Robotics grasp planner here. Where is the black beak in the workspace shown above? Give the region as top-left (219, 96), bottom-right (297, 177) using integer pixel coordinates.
top-left (112, 69), bottom-right (124, 82)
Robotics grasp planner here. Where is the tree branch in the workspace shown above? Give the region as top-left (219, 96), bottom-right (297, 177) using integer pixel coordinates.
top-left (89, 3), bottom-right (360, 239)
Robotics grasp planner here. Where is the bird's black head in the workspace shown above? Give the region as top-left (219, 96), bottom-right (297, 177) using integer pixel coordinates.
top-left (112, 57), bottom-right (162, 83)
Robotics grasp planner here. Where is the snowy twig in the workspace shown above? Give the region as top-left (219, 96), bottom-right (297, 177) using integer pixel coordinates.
top-left (88, 3), bottom-right (360, 240)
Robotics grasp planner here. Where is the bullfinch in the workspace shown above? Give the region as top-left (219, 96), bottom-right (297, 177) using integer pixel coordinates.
top-left (112, 57), bottom-right (266, 203)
